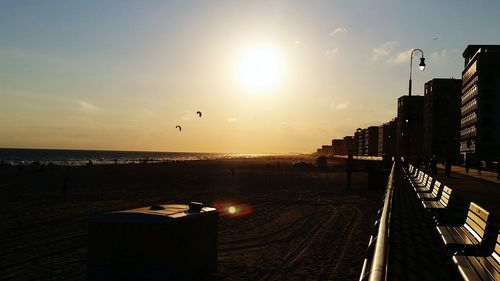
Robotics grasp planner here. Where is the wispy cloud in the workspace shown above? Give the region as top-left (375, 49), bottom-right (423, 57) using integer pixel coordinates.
top-left (78, 100), bottom-right (98, 112)
top-left (329, 27), bottom-right (348, 36)
top-left (431, 49), bottom-right (448, 61)
top-left (227, 117), bottom-right (238, 123)
top-left (372, 41), bottom-right (398, 61)
top-left (330, 101), bottom-right (349, 110)
top-left (326, 48), bottom-right (339, 58)
top-left (388, 49), bottom-right (412, 64)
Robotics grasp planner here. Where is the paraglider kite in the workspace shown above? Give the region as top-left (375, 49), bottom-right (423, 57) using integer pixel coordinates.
top-left (175, 125), bottom-right (182, 132)
top-left (196, 111), bottom-right (202, 117)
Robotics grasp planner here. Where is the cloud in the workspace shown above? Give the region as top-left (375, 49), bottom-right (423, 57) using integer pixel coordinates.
top-left (78, 100), bottom-right (98, 112)
top-left (431, 49), bottom-right (448, 61)
top-left (330, 101), bottom-right (349, 110)
top-left (330, 27), bottom-right (348, 36)
top-left (326, 48), bottom-right (339, 58)
top-left (226, 117), bottom-right (238, 123)
top-left (388, 49), bottom-right (412, 64)
top-left (372, 41), bottom-right (398, 61)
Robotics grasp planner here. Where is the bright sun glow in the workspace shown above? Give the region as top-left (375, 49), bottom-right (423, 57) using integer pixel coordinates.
top-left (237, 45), bottom-right (284, 92)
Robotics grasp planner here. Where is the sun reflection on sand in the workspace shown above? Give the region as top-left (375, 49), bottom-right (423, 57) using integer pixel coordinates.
top-left (213, 201), bottom-right (253, 217)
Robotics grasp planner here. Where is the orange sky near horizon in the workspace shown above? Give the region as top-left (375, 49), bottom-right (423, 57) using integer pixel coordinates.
top-left (1, 1), bottom-right (498, 153)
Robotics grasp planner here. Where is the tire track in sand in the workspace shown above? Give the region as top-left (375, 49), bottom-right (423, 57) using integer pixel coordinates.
top-left (317, 204), bottom-right (363, 279)
top-left (260, 200), bottom-right (340, 281)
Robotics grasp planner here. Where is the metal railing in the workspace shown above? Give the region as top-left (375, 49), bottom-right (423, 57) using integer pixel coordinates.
top-left (359, 161), bottom-right (397, 281)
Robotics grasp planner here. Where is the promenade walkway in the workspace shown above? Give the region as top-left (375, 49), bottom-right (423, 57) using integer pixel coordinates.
top-left (385, 164), bottom-right (499, 280)
top-left (387, 170), bottom-right (460, 280)
top-left (445, 164), bottom-right (500, 184)
top-left (435, 165), bottom-right (500, 215)
top-left (356, 159), bottom-right (500, 280)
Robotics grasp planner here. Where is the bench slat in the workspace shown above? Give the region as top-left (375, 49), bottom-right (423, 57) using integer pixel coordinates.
top-left (470, 203), bottom-right (489, 222)
top-left (415, 178), bottom-right (433, 192)
top-left (412, 172), bottom-right (424, 184)
top-left (496, 242), bottom-right (500, 259)
top-left (415, 174), bottom-right (428, 186)
top-left (431, 181), bottom-right (441, 197)
top-left (468, 211), bottom-right (488, 232)
top-left (452, 232), bottom-right (500, 281)
top-left (436, 186), bottom-right (452, 207)
top-left (453, 256), bottom-right (484, 281)
top-left (438, 226), bottom-right (472, 245)
top-left (441, 189), bottom-right (451, 204)
top-left (476, 256), bottom-right (500, 280)
top-left (437, 226), bottom-right (455, 244)
top-left (468, 256), bottom-right (496, 281)
top-left (418, 192), bottom-right (437, 200)
top-left (422, 201), bottom-right (445, 209)
top-left (466, 217), bottom-right (486, 240)
top-left (450, 227), bottom-right (478, 245)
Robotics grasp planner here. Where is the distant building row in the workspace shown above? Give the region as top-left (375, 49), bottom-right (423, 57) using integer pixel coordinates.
top-left (317, 45), bottom-right (500, 165)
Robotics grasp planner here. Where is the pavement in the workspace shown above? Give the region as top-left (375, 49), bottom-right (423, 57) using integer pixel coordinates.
top-left (388, 169), bottom-right (460, 280)
top-left (444, 164), bottom-right (500, 184)
top-left (386, 165), bottom-right (499, 280)
top-left (433, 165), bottom-right (500, 217)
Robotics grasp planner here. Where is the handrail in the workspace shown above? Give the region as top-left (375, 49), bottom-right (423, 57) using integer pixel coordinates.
top-left (359, 161), bottom-right (397, 281)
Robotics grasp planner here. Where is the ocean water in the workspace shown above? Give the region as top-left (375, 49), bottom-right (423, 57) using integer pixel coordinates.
top-left (0, 148), bottom-right (267, 166)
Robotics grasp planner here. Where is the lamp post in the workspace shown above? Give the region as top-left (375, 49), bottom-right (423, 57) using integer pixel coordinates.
top-left (406, 48), bottom-right (426, 164)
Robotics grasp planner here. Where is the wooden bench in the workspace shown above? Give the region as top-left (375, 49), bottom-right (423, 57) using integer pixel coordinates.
top-left (407, 166), bottom-right (420, 180)
top-left (406, 164), bottom-right (417, 177)
top-left (436, 202), bottom-right (491, 254)
top-left (452, 230), bottom-right (500, 281)
top-left (409, 172), bottom-right (428, 190)
top-left (405, 166), bottom-right (420, 180)
top-left (422, 185), bottom-right (452, 211)
top-left (414, 175), bottom-right (433, 193)
top-left (417, 180), bottom-right (442, 200)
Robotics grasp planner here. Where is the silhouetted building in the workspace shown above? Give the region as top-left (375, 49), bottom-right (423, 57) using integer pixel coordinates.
top-left (364, 126), bottom-right (379, 156)
top-left (423, 78), bottom-right (462, 161)
top-left (332, 139), bottom-right (345, 156)
top-left (460, 45), bottom-right (500, 164)
top-left (343, 136), bottom-right (354, 155)
top-left (358, 129), bottom-right (367, 156)
top-left (353, 129), bottom-right (364, 156)
top-left (396, 95), bottom-right (424, 158)
top-left (378, 120), bottom-right (396, 157)
top-left (322, 145), bottom-right (333, 157)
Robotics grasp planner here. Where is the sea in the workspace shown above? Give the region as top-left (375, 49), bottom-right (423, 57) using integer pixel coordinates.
top-left (0, 148), bottom-right (269, 166)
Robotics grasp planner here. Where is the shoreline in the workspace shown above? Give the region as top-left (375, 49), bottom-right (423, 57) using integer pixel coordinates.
top-left (0, 149), bottom-right (314, 167)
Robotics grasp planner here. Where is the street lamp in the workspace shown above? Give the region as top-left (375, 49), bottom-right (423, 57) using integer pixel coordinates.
top-left (407, 48), bottom-right (426, 164)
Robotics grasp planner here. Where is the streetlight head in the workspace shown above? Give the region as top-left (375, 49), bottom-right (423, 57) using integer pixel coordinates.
top-left (419, 57), bottom-right (426, 71)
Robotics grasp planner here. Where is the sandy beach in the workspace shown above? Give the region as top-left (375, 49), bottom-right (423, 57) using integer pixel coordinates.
top-left (0, 156), bottom-right (383, 280)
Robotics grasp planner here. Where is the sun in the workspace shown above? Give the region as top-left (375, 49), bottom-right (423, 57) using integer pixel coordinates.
top-left (228, 206), bottom-right (236, 214)
top-left (236, 45), bottom-right (284, 92)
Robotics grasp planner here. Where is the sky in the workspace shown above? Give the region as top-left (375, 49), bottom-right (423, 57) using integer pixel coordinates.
top-left (1, 0), bottom-right (500, 153)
